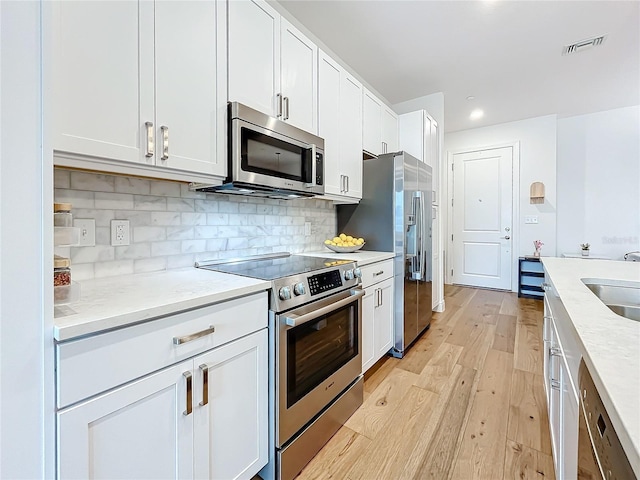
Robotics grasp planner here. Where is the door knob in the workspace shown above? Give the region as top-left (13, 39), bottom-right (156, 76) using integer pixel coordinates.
top-left (501, 235), bottom-right (511, 240)
top-left (505, 227), bottom-right (511, 232)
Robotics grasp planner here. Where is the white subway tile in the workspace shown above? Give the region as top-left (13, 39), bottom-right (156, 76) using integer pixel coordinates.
top-left (115, 243), bottom-right (151, 260)
top-left (71, 245), bottom-right (115, 264)
top-left (151, 241), bottom-right (182, 256)
top-left (206, 213), bottom-right (229, 225)
top-left (134, 257), bottom-right (167, 274)
top-left (70, 171), bottom-right (115, 192)
top-left (134, 195), bottom-right (167, 211)
top-left (279, 216), bottom-right (294, 226)
top-left (133, 226), bottom-right (166, 243)
top-left (72, 209), bottom-right (115, 227)
top-left (248, 215), bottom-right (266, 226)
top-left (54, 168), bottom-right (71, 188)
top-left (95, 227), bottom-right (110, 245)
top-left (115, 177), bottom-right (151, 195)
top-left (256, 204), bottom-right (273, 214)
top-left (181, 212), bottom-right (207, 226)
top-left (206, 238), bottom-right (228, 251)
top-left (115, 210), bottom-right (153, 227)
top-left (218, 202), bottom-right (239, 214)
top-left (167, 227), bottom-right (194, 240)
top-left (195, 251), bottom-right (220, 262)
top-left (55, 189), bottom-right (95, 209)
top-left (265, 217), bottom-right (279, 226)
top-left (239, 203), bottom-right (257, 214)
top-left (228, 214), bottom-right (249, 226)
top-left (194, 199), bottom-right (219, 213)
top-left (180, 183), bottom-right (206, 198)
top-left (150, 180), bottom-right (181, 197)
top-left (168, 197), bottom-right (195, 212)
top-left (95, 192), bottom-right (134, 210)
top-left (181, 239), bottom-right (207, 253)
top-left (70, 263), bottom-right (94, 281)
top-left (194, 226), bottom-right (217, 238)
top-left (152, 212), bottom-right (181, 226)
top-left (94, 260), bottom-right (134, 278)
top-left (167, 254), bottom-right (195, 269)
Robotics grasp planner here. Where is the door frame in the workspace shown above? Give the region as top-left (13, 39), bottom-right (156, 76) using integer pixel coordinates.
top-left (445, 141), bottom-right (520, 292)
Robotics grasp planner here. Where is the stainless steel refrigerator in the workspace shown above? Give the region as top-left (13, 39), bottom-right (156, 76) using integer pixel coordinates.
top-left (337, 151), bottom-right (432, 357)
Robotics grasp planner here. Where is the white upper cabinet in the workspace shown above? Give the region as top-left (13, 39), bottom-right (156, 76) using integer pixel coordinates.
top-left (399, 109), bottom-right (438, 168)
top-left (319, 51), bottom-right (362, 201)
top-left (228, 0), bottom-right (318, 134)
top-left (362, 87), bottom-right (397, 156)
top-left (52, 0), bottom-right (227, 182)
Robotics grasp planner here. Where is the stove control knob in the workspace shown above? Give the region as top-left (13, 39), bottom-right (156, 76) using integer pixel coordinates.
top-left (353, 268), bottom-right (362, 279)
top-left (344, 269), bottom-right (354, 281)
top-left (278, 286), bottom-right (292, 301)
top-left (293, 282), bottom-right (306, 296)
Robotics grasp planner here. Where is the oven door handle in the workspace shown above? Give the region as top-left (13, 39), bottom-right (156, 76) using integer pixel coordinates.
top-left (283, 289), bottom-right (365, 327)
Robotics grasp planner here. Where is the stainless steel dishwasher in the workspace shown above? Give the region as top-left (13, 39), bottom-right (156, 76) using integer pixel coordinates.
top-left (577, 359), bottom-right (636, 479)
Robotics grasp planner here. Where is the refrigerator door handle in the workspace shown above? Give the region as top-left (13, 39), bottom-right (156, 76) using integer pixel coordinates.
top-left (419, 191), bottom-right (427, 281)
top-left (411, 192), bottom-right (423, 280)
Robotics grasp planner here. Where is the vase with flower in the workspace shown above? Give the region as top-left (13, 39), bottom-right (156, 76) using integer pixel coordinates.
top-left (533, 240), bottom-right (543, 257)
top-left (581, 243), bottom-right (590, 257)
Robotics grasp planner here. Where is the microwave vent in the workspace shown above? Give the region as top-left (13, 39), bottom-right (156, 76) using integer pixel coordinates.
top-left (562, 35), bottom-right (606, 55)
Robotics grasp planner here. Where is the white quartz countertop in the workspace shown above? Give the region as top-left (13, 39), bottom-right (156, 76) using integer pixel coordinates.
top-left (300, 250), bottom-right (395, 266)
top-left (541, 257), bottom-right (640, 472)
top-left (54, 268), bottom-right (270, 342)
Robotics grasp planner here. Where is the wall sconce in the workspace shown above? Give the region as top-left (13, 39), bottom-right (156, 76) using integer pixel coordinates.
top-left (530, 182), bottom-right (545, 204)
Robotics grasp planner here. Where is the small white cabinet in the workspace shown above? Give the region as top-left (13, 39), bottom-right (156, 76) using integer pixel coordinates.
top-left (56, 293), bottom-right (268, 480)
top-left (360, 260), bottom-right (394, 373)
top-left (362, 88), bottom-right (398, 156)
top-left (52, 0), bottom-right (227, 182)
top-left (399, 110), bottom-right (438, 167)
top-left (318, 51), bottom-right (363, 201)
top-left (228, 0), bottom-right (317, 134)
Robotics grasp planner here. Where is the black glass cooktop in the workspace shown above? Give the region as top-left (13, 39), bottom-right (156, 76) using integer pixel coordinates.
top-left (197, 254), bottom-right (355, 281)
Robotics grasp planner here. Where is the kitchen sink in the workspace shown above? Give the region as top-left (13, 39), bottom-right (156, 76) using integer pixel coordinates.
top-left (583, 280), bottom-right (640, 322)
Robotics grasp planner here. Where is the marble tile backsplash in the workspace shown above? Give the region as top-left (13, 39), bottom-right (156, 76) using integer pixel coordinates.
top-left (54, 169), bottom-right (337, 280)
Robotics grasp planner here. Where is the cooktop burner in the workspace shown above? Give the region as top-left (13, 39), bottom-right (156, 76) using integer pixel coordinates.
top-left (195, 253), bottom-right (361, 312)
top-left (196, 253), bottom-right (354, 281)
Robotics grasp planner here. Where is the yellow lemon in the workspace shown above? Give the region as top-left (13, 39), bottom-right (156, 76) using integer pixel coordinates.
top-left (332, 236), bottom-right (341, 243)
top-left (358, 237), bottom-right (365, 243)
top-left (339, 233), bottom-right (347, 240)
top-left (324, 239), bottom-right (332, 245)
top-left (346, 235), bottom-right (354, 242)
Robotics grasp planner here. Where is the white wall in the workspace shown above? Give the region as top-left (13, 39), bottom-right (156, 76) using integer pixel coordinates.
top-left (444, 115), bottom-right (558, 287)
top-left (1, 1), bottom-right (54, 478)
top-left (557, 105), bottom-right (640, 260)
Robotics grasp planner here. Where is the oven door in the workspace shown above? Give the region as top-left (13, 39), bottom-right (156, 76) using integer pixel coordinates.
top-left (276, 288), bottom-right (364, 447)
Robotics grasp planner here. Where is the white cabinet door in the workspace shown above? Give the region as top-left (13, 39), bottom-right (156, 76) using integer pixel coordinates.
top-left (399, 110), bottom-right (425, 162)
top-left (362, 88), bottom-right (382, 155)
top-left (381, 107), bottom-right (398, 153)
top-left (155, 0), bottom-right (226, 177)
top-left (57, 361), bottom-right (193, 479)
top-left (560, 360), bottom-right (579, 480)
top-left (52, 0), bottom-right (153, 164)
top-left (429, 116), bottom-right (439, 170)
top-left (318, 52), bottom-right (342, 197)
top-left (228, 0), bottom-right (280, 118)
top-left (280, 18), bottom-right (317, 134)
top-left (361, 288), bottom-right (376, 373)
top-left (340, 72), bottom-right (363, 199)
top-left (374, 277), bottom-right (394, 359)
top-left (194, 329), bottom-right (268, 480)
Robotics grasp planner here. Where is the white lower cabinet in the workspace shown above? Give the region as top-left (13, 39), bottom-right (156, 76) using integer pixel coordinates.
top-left (56, 293), bottom-right (268, 480)
top-left (360, 260), bottom-right (394, 373)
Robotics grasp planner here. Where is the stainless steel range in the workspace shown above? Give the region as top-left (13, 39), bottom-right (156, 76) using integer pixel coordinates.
top-left (196, 253), bottom-right (364, 480)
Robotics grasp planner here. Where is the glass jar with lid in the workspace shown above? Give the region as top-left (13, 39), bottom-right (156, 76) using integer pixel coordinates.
top-left (54, 202), bottom-right (73, 227)
top-left (54, 255), bottom-right (71, 286)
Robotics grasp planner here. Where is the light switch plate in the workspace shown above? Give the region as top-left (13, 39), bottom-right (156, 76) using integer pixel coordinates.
top-left (74, 219), bottom-right (96, 246)
top-left (524, 215), bottom-right (539, 224)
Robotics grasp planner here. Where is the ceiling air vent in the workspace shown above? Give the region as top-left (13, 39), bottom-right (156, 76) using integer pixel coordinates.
top-left (562, 35), bottom-right (607, 55)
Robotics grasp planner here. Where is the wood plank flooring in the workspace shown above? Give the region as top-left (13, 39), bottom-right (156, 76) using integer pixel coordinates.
top-left (297, 285), bottom-right (555, 480)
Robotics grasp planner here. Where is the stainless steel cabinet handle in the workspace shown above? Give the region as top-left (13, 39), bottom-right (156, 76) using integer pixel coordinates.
top-left (145, 121), bottom-right (154, 157)
top-left (173, 326), bottom-right (215, 345)
top-left (345, 175), bottom-right (349, 193)
top-left (160, 125), bottom-right (169, 160)
top-left (373, 270), bottom-right (384, 276)
top-left (500, 235), bottom-right (511, 240)
top-left (199, 364), bottom-right (209, 407)
top-left (550, 346), bottom-right (562, 357)
top-left (283, 96), bottom-right (290, 121)
top-left (276, 93), bottom-right (283, 118)
top-left (183, 371), bottom-right (192, 416)
top-left (377, 288), bottom-right (382, 307)
top-left (550, 380), bottom-right (560, 390)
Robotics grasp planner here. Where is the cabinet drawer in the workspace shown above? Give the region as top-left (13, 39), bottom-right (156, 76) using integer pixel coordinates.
top-left (360, 259), bottom-right (394, 288)
top-left (57, 292), bottom-right (267, 409)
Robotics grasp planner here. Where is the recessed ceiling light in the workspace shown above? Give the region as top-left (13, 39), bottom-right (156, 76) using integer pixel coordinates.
top-left (470, 109), bottom-right (484, 120)
top-left (466, 96), bottom-right (475, 101)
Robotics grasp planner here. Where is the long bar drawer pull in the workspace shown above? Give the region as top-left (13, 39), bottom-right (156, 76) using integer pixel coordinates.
top-left (550, 346), bottom-right (562, 357)
top-left (550, 380), bottom-right (560, 390)
top-left (173, 326), bottom-right (215, 345)
top-left (145, 121), bottom-right (154, 157)
top-left (183, 371), bottom-right (192, 416)
top-left (199, 364), bottom-right (209, 406)
top-left (373, 270), bottom-right (384, 276)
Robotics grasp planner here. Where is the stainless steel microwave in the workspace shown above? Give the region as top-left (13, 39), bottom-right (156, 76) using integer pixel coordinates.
top-left (192, 102), bottom-right (324, 199)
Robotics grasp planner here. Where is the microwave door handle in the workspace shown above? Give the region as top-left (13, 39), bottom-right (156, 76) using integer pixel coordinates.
top-left (306, 144), bottom-right (317, 188)
top-left (283, 289), bottom-right (365, 327)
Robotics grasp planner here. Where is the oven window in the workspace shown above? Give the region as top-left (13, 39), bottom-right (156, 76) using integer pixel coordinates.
top-left (241, 128), bottom-right (311, 182)
top-left (286, 302), bottom-right (358, 408)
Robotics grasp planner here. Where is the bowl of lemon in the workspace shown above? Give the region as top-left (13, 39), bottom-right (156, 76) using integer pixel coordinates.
top-left (324, 233), bottom-right (365, 253)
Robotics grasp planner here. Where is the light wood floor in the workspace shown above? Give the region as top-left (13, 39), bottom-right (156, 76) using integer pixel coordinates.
top-left (296, 285), bottom-right (555, 480)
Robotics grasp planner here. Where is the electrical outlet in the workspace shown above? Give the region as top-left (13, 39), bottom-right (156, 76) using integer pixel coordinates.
top-left (525, 215), bottom-right (539, 224)
top-left (304, 222), bottom-right (312, 236)
top-left (111, 220), bottom-right (130, 246)
top-left (74, 219), bottom-right (96, 246)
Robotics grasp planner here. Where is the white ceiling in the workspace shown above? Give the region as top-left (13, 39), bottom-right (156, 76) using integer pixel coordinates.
top-left (277, 0), bottom-right (640, 132)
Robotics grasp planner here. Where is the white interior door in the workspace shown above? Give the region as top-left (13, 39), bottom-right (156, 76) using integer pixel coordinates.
top-left (452, 147), bottom-right (513, 289)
